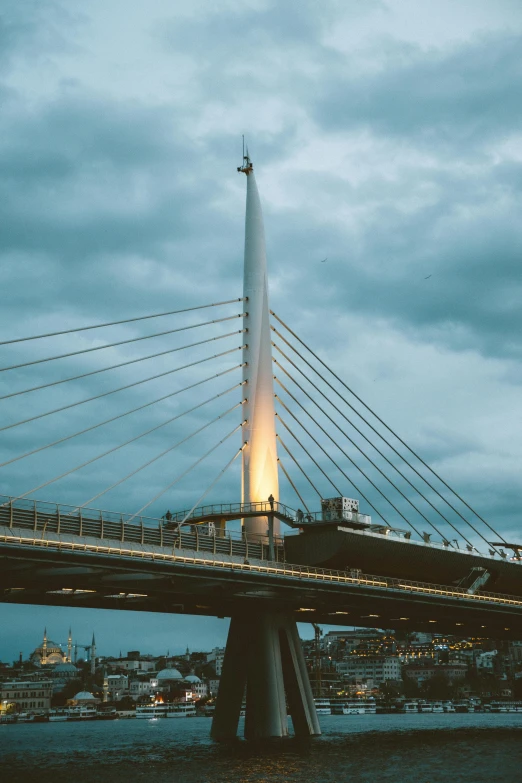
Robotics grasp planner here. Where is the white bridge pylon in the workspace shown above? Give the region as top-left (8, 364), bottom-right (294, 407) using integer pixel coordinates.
top-left (241, 155), bottom-right (280, 538)
top-left (211, 154), bottom-right (320, 741)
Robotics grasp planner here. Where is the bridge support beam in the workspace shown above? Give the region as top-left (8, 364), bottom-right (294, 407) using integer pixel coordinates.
top-left (211, 612), bottom-right (321, 740)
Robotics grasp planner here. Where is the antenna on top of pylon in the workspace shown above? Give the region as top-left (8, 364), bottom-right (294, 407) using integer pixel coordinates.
top-left (237, 135), bottom-right (253, 175)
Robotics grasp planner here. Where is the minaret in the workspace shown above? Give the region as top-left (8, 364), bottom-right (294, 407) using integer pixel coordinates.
top-left (238, 151), bottom-right (279, 537)
top-left (42, 628), bottom-right (48, 665)
top-left (103, 669), bottom-right (109, 703)
top-left (90, 633), bottom-right (96, 676)
top-left (67, 628), bottom-right (72, 663)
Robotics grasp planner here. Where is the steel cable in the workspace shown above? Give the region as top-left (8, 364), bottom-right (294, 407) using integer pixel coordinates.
top-left (3, 397), bottom-right (244, 506)
top-left (0, 366), bottom-right (244, 469)
top-left (0, 298), bottom-right (246, 346)
top-left (0, 313), bottom-right (246, 372)
top-left (0, 329), bottom-right (245, 401)
top-left (274, 396), bottom-right (395, 531)
top-left (275, 379), bottom-right (423, 538)
top-left (274, 357), bottom-right (464, 547)
top-left (277, 457), bottom-right (310, 512)
top-left (273, 341), bottom-right (472, 543)
top-left (70, 401), bottom-right (246, 513)
top-left (128, 421), bottom-right (244, 523)
top-left (276, 415), bottom-right (343, 496)
top-left (270, 312), bottom-right (507, 548)
top-left (0, 345), bottom-right (244, 433)
top-left (177, 444), bottom-right (246, 527)
top-left (276, 434), bottom-right (322, 500)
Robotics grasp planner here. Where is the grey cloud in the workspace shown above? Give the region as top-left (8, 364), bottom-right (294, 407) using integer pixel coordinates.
top-left (314, 32), bottom-right (522, 152)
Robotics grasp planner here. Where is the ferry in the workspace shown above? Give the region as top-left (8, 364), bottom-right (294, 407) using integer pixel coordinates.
top-left (135, 704), bottom-right (168, 719)
top-left (400, 701), bottom-right (418, 714)
top-left (314, 699), bottom-right (331, 715)
top-left (166, 703), bottom-right (197, 718)
top-left (442, 701), bottom-right (456, 713)
top-left (67, 706), bottom-right (98, 721)
top-left (453, 700), bottom-right (470, 713)
top-left (342, 698), bottom-right (376, 715)
top-left (48, 709), bottom-right (68, 722)
top-left (431, 701), bottom-right (444, 714)
top-left (417, 700), bottom-right (432, 713)
top-left (487, 701), bottom-right (522, 713)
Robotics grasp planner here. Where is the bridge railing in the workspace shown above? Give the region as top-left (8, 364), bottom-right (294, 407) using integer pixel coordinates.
top-left (0, 496), bottom-right (286, 563)
top-left (1, 526), bottom-right (522, 611)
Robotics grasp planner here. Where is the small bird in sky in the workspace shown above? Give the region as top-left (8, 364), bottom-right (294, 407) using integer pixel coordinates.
top-left (424, 274), bottom-right (432, 279)
top-left (321, 258), bottom-right (328, 263)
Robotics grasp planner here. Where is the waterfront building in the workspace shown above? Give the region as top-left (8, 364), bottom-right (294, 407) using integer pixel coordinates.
top-left (129, 679), bottom-right (154, 701)
top-left (208, 678), bottom-right (220, 696)
top-left (106, 674), bottom-right (129, 701)
top-left (108, 656), bottom-right (155, 673)
top-left (49, 662), bottom-right (80, 693)
top-left (336, 655), bottom-right (402, 684)
top-left (0, 679), bottom-right (53, 715)
top-left (206, 647), bottom-right (225, 676)
top-left (475, 651), bottom-right (497, 674)
top-left (184, 675), bottom-right (208, 699)
top-left (403, 662), bottom-right (467, 685)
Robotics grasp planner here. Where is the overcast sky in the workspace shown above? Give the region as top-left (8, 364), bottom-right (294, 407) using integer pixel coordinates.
top-left (1, 0), bottom-right (522, 662)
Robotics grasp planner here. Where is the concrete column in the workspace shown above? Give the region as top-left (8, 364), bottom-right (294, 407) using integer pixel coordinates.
top-left (210, 615), bottom-right (249, 740)
top-left (211, 612), bottom-right (321, 740)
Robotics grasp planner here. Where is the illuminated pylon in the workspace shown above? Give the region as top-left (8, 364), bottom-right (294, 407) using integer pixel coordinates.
top-left (240, 151), bottom-right (279, 538)
top-left (211, 154), bottom-right (320, 741)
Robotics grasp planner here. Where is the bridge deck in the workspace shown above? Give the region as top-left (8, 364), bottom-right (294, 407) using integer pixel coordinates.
top-left (0, 500), bottom-right (286, 563)
top-left (1, 523), bottom-right (522, 639)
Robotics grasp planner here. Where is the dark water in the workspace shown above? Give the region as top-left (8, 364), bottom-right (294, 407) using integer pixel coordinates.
top-left (2, 714), bottom-right (522, 783)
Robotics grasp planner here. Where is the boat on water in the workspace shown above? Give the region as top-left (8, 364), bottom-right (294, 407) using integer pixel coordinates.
top-left (400, 701), bottom-right (418, 714)
top-left (453, 700), bottom-right (470, 713)
top-left (442, 701), bottom-right (456, 713)
top-left (487, 701), bottom-right (522, 713)
top-left (49, 709), bottom-right (68, 722)
top-left (431, 701), bottom-right (444, 714)
top-left (166, 703), bottom-right (197, 718)
top-left (314, 699), bottom-right (331, 715)
top-left (417, 701), bottom-right (433, 713)
top-left (135, 704), bottom-right (168, 719)
top-left (67, 706), bottom-right (98, 721)
top-left (342, 698), bottom-right (376, 715)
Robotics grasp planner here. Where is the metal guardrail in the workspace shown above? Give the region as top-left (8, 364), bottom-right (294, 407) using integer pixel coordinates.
top-left (168, 500), bottom-right (373, 528)
top-left (0, 497), bottom-right (286, 563)
top-left (1, 526), bottom-right (521, 612)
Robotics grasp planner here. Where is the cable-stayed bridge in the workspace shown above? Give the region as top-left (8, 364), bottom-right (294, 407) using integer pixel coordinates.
top-left (1, 154), bottom-right (521, 739)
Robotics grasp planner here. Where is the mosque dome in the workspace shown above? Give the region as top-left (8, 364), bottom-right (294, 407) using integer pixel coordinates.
top-left (156, 668), bottom-right (183, 681)
top-left (30, 639), bottom-right (67, 666)
top-left (184, 675), bottom-right (201, 683)
top-left (54, 663), bottom-right (78, 673)
top-left (73, 691), bottom-right (96, 701)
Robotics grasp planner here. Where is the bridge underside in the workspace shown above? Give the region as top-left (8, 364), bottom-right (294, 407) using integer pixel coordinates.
top-left (1, 538), bottom-right (521, 641)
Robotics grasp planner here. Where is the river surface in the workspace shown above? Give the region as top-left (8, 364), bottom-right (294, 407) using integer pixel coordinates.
top-left (2, 714), bottom-right (521, 783)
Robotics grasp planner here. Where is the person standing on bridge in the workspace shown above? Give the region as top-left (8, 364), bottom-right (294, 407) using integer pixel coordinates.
top-left (268, 494), bottom-right (274, 511)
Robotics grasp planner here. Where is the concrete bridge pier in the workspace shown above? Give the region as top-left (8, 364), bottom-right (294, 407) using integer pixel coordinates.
top-left (211, 611), bottom-right (321, 740)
